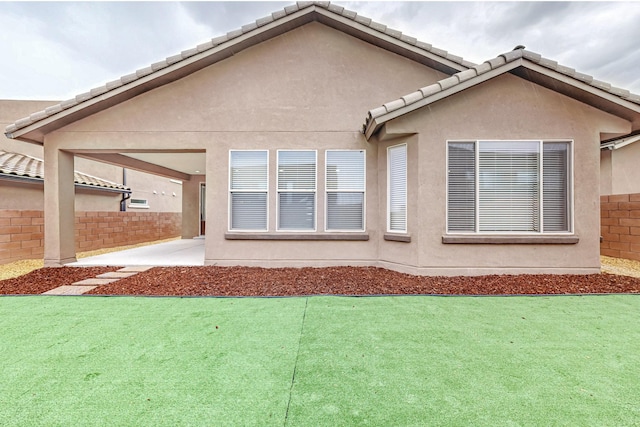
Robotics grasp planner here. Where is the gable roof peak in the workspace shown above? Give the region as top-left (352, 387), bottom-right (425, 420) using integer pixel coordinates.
top-left (5, 1), bottom-right (472, 140)
top-left (364, 47), bottom-right (640, 139)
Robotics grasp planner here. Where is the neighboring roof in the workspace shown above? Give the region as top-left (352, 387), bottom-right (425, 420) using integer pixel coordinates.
top-left (601, 131), bottom-right (640, 150)
top-left (363, 48), bottom-right (640, 139)
top-left (0, 150), bottom-right (131, 193)
top-left (5, 1), bottom-right (473, 143)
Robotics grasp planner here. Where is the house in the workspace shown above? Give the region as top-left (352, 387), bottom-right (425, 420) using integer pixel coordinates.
top-left (599, 131), bottom-right (640, 261)
top-left (0, 99), bottom-right (183, 264)
top-left (4, 2), bottom-right (640, 274)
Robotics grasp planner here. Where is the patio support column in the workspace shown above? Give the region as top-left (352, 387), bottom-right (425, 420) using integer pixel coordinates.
top-left (181, 175), bottom-right (204, 239)
top-left (43, 147), bottom-right (77, 266)
top-left (204, 149), bottom-right (217, 265)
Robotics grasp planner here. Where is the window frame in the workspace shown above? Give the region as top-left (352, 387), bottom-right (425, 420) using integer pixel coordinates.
top-left (445, 139), bottom-right (574, 235)
top-left (325, 149), bottom-right (366, 232)
top-left (128, 198), bottom-right (150, 209)
top-left (228, 149), bottom-right (269, 232)
top-left (387, 143), bottom-right (408, 233)
top-left (276, 149), bottom-right (317, 232)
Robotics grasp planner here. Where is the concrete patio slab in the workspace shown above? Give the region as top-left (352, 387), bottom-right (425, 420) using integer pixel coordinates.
top-left (69, 239), bottom-right (204, 267)
top-left (43, 285), bottom-right (99, 295)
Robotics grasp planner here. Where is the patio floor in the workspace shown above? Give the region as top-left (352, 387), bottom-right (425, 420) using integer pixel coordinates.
top-left (69, 238), bottom-right (205, 266)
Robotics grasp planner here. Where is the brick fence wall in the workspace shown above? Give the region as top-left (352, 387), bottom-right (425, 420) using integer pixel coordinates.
top-left (600, 193), bottom-right (640, 261)
top-left (0, 210), bottom-right (181, 265)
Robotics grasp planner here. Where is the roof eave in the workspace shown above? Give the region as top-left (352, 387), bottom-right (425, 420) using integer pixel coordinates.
top-left (312, 7), bottom-right (470, 75)
top-left (600, 133), bottom-right (640, 150)
top-left (0, 173), bottom-right (131, 193)
top-left (510, 63), bottom-right (640, 125)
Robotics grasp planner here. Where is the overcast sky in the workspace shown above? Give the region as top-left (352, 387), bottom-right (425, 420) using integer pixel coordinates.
top-left (1, 1), bottom-right (639, 100)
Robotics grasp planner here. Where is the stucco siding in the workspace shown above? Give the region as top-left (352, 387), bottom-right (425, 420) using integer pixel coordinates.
top-left (40, 22), bottom-right (452, 268)
top-left (605, 141), bottom-right (640, 195)
top-left (59, 23), bottom-right (448, 134)
top-left (381, 73), bottom-right (630, 274)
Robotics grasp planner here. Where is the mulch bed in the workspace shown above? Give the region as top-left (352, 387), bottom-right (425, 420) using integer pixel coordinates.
top-left (80, 266), bottom-right (640, 297)
top-left (3, 266), bottom-right (640, 296)
top-left (0, 267), bottom-right (121, 295)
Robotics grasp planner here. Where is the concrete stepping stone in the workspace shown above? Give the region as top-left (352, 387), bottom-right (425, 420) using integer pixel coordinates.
top-left (95, 272), bottom-right (138, 279)
top-left (117, 266), bottom-right (154, 272)
top-left (72, 278), bottom-right (120, 286)
top-left (43, 285), bottom-right (98, 295)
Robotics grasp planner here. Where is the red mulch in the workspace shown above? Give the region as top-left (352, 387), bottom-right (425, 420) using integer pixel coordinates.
top-left (0, 267), bottom-right (121, 295)
top-left (3, 266), bottom-right (640, 297)
top-left (78, 266), bottom-right (640, 297)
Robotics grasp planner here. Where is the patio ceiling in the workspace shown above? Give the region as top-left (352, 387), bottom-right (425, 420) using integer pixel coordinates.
top-left (121, 152), bottom-right (206, 175)
top-left (73, 151), bottom-right (206, 182)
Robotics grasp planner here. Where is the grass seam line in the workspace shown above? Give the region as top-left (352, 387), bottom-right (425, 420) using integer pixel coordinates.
top-left (283, 296), bottom-right (308, 426)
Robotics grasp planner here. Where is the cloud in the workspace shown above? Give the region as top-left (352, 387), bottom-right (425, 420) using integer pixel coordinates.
top-left (181, 1), bottom-right (289, 35)
top-left (0, 2), bottom-right (215, 99)
top-left (0, 1), bottom-right (639, 99)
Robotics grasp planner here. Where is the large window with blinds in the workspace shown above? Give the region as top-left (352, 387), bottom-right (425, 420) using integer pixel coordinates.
top-left (326, 150), bottom-right (365, 231)
top-left (388, 144), bottom-right (407, 233)
top-left (277, 150), bottom-right (316, 231)
top-left (447, 140), bottom-right (571, 234)
top-left (229, 150), bottom-right (268, 231)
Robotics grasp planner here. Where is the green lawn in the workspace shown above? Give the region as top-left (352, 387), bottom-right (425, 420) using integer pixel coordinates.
top-left (1, 295), bottom-right (639, 426)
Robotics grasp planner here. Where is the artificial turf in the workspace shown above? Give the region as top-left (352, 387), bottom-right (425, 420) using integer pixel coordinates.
top-left (1, 295), bottom-right (639, 426)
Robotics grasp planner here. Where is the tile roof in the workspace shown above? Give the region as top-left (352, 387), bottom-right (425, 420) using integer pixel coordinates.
top-left (364, 48), bottom-right (640, 139)
top-left (4, 1), bottom-right (473, 138)
top-left (0, 150), bottom-right (130, 192)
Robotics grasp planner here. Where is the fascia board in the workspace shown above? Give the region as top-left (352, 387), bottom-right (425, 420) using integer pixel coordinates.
top-left (607, 134), bottom-right (640, 150)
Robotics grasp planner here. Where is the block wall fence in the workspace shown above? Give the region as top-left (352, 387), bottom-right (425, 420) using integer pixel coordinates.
top-left (0, 210), bottom-right (181, 265)
top-left (600, 193), bottom-right (640, 261)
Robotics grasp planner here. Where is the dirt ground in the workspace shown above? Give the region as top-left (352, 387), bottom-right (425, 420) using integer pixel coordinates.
top-left (1, 265), bottom-right (640, 296)
top-left (1, 254), bottom-right (640, 297)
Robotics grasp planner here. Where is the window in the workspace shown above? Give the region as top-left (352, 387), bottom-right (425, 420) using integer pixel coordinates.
top-left (326, 150), bottom-right (365, 231)
top-left (388, 144), bottom-right (407, 233)
top-left (229, 150), bottom-right (268, 231)
top-left (128, 198), bottom-right (149, 209)
top-left (447, 140), bottom-right (571, 233)
top-left (277, 150), bottom-right (316, 231)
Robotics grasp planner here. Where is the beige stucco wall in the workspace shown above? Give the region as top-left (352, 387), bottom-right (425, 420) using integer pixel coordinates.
top-left (125, 169), bottom-right (183, 212)
top-left (61, 23), bottom-right (447, 135)
top-left (378, 73), bottom-right (632, 275)
top-left (42, 22), bottom-right (448, 267)
top-left (600, 149), bottom-right (613, 195)
top-left (27, 22), bottom-right (635, 273)
top-left (601, 141), bottom-right (640, 195)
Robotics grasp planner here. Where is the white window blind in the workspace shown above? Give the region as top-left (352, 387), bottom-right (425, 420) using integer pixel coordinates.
top-left (388, 144), bottom-right (407, 232)
top-left (479, 141), bottom-right (540, 232)
top-left (543, 142), bottom-right (570, 232)
top-left (277, 150), bottom-right (316, 230)
top-left (326, 150), bottom-right (365, 231)
top-left (447, 140), bottom-right (571, 234)
top-left (229, 150), bottom-right (267, 231)
top-left (447, 142), bottom-right (476, 232)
